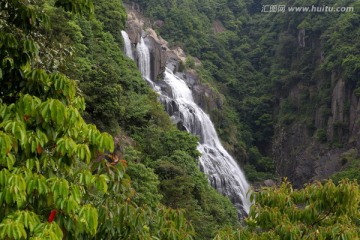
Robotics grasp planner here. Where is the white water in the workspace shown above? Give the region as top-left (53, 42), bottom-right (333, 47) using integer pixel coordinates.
top-left (121, 31), bottom-right (135, 60)
top-left (163, 70), bottom-right (251, 214)
top-left (135, 37), bottom-right (161, 91)
top-left (136, 38), bottom-right (151, 80)
top-left (122, 33), bottom-right (251, 214)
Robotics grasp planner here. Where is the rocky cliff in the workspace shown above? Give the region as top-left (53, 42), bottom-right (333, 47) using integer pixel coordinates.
top-left (123, 3), bottom-right (225, 118)
top-left (272, 30), bottom-right (360, 187)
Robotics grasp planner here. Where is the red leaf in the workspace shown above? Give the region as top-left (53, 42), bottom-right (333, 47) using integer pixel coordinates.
top-left (48, 209), bottom-right (57, 222)
top-left (36, 145), bottom-right (43, 154)
top-left (119, 159), bottom-right (127, 167)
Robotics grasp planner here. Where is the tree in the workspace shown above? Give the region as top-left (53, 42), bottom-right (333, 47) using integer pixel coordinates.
top-left (215, 179), bottom-right (360, 240)
top-left (0, 0), bottom-right (114, 238)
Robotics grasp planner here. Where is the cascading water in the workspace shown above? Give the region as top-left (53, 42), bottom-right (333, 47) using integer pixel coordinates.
top-left (162, 70), bottom-right (251, 214)
top-left (135, 37), bottom-right (161, 91)
top-left (121, 31), bottom-right (135, 60)
top-left (136, 37), bottom-right (151, 80)
top-left (122, 33), bottom-right (251, 214)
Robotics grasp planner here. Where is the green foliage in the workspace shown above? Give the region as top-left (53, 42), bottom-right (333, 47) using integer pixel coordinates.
top-left (243, 147), bottom-right (275, 182)
top-left (94, 0), bottom-right (127, 45)
top-left (89, 160), bottom-right (196, 240)
top-left (42, 0), bottom-right (241, 239)
top-left (331, 161), bottom-right (360, 184)
top-left (3, 0), bottom-right (359, 239)
top-left (354, 87), bottom-right (360, 97)
top-left (331, 149), bottom-right (360, 183)
top-left (243, 164), bottom-right (274, 183)
top-left (125, 161), bottom-right (163, 208)
top-left (48, 1), bottom-right (154, 136)
top-left (0, 0), bottom-right (198, 239)
top-left (154, 150), bottom-right (239, 240)
top-left (134, 126), bottom-right (200, 162)
top-left (322, 10), bottom-right (360, 82)
top-left (54, 0), bottom-right (94, 15)
top-left (215, 179), bottom-right (360, 239)
top-left (0, 1), bottom-right (113, 238)
top-left (316, 128), bottom-right (328, 143)
top-left (185, 56), bottom-right (196, 69)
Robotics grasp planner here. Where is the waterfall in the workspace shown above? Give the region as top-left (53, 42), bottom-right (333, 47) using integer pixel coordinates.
top-left (136, 37), bottom-right (151, 81)
top-left (135, 37), bottom-right (161, 91)
top-left (122, 33), bottom-right (251, 214)
top-left (163, 70), bottom-right (251, 214)
top-left (121, 31), bottom-right (134, 60)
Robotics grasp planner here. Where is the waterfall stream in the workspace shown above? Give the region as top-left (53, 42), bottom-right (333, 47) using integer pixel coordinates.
top-left (136, 37), bottom-right (151, 80)
top-left (121, 31), bottom-right (135, 60)
top-left (122, 32), bottom-right (251, 214)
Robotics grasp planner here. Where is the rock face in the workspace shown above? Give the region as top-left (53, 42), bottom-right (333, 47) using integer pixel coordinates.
top-left (272, 43), bottom-right (360, 187)
top-left (125, 10), bottom-right (142, 44)
top-left (124, 4), bottom-right (191, 82)
top-left (177, 70), bottom-right (224, 113)
top-left (272, 123), bottom-right (345, 187)
top-left (123, 2), bottom-right (222, 115)
top-left (124, 4), bottom-right (166, 81)
top-left (144, 35), bottom-right (166, 81)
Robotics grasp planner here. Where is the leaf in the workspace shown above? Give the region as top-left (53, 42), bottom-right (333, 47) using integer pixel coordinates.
top-left (2, 57), bottom-right (14, 69)
top-left (2, 120), bottom-right (27, 144)
top-left (36, 145), bottom-right (42, 154)
top-left (6, 153), bottom-right (16, 170)
top-left (32, 222), bottom-right (63, 240)
top-left (78, 205), bottom-right (98, 236)
top-left (40, 101), bottom-right (51, 122)
top-left (23, 39), bottom-right (38, 55)
top-left (48, 178), bottom-right (70, 204)
top-left (96, 133), bottom-right (114, 152)
top-left (95, 174), bottom-right (109, 194)
top-left (0, 219), bottom-right (27, 239)
top-left (0, 170), bottom-right (9, 186)
top-left (76, 144), bottom-right (91, 163)
top-left (70, 185), bottom-right (82, 204)
top-left (0, 132), bottom-right (13, 156)
top-left (56, 137), bottom-right (76, 156)
top-left (14, 210), bottom-right (41, 233)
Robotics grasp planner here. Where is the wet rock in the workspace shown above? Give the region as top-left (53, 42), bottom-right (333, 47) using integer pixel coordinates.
top-left (153, 20), bottom-right (164, 28)
top-left (264, 179), bottom-right (276, 187)
top-left (144, 35), bottom-right (166, 81)
top-left (170, 70), bottom-right (224, 114)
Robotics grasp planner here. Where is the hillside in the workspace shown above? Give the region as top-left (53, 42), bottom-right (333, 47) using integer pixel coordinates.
top-left (126, 0), bottom-right (360, 186)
